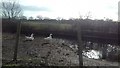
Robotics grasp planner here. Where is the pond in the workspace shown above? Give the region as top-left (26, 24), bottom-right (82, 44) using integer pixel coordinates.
top-left (53, 37), bottom-right (120, 62)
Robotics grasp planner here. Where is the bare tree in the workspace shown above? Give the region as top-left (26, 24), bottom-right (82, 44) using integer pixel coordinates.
top-left (56, 17), bottom-right (63, 20)
top-left (84, 11), bottom-right (92, 19)
top-left (43, 17), bottom-right (50, 20)
top-left (29, 16), bottom-right (34, 20)
top-left (36, 15), bottom-right (43, 20)
top-left (20, 16), bottom-right (27, 20)
top-left (79, 15), bottom-right (83, 19)
top-left (2, 0), bottom-right (22, 19)
top-left (78, 12), bottom-right (83, 19)
top-left (78, 12), bottom-right (92, 19)
top-left (69, 17), bottom-right (75, 20)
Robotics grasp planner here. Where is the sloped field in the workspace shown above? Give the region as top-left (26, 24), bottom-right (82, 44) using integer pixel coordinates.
top-left (2, 33), bottom-right (119, 66)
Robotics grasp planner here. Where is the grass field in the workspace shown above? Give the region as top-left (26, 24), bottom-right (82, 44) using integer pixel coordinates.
top-left (2, 33), bottom-right (119, 66)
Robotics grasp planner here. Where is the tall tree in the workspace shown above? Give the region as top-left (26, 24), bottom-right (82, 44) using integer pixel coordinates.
top-left (2, 0), bottom-right (22, 62)
top-left (2, 0), bottom-right (22, 19)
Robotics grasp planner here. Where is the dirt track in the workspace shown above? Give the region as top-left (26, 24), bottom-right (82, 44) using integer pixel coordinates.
top-left (2, 33), bottom-right (119, 66)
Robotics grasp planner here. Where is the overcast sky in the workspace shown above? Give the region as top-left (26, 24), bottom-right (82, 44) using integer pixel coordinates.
top-left (19, 0), bottom-right (119, 20)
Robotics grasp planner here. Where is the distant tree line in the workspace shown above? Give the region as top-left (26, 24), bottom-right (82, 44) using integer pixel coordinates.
top-left (1, 0), bottom-right (114, 22)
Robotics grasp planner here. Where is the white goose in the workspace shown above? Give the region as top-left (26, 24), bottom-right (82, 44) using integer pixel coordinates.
top-left (44, 33), bottom-right (52, 40)
top-left (25, 33), bottom-right (34, 41)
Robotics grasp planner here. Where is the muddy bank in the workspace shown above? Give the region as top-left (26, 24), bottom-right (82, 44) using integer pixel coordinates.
top-left (2, 33), bottom-right (119, 66)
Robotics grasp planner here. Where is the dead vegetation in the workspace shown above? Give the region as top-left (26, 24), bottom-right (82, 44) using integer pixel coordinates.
top-left (2, 33), bottom-right (119, 66)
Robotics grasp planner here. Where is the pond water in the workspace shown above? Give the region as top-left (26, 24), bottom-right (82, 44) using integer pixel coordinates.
top-left (36, 34), bottom-right (119, 62)
top-left (53, 38), bottom-right (120, 62)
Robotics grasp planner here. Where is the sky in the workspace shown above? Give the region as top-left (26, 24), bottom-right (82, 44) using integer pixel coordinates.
top-left (18, 0), bottom-right (119, 20)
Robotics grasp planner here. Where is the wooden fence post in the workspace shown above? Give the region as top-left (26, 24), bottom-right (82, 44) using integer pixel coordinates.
top-left (102, 44), bottom-right (107, 59)
top-left (118, 54), bottom-right (120, 68)
top-left (13, 19), bottom-right (21, 62)
top-left (77, 22), bottom-right (83, 66)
